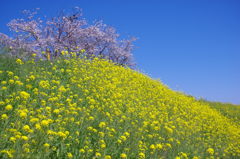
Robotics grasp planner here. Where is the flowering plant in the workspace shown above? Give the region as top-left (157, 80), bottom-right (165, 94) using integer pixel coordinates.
top-left (0, 7), bottom-right (136, 67)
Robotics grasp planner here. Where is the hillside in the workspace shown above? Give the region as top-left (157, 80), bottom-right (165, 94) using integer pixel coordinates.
top-left (0, 55), bottom-right (240, 159)
top-left (199, 100), bottom-right (240, 126)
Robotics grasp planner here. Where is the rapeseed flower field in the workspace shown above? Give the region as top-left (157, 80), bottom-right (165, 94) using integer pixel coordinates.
top-left (0, 54), bottom-right (239, 159)
top-left (199, 100), bottom-right (240, 126)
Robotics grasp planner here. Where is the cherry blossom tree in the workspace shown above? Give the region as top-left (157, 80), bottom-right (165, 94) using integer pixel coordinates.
top-left (0, 7), bottom-right (136, 67)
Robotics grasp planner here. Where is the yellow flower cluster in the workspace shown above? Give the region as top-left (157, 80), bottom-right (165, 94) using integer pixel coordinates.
top-left (0, 56), bottom-right (239, 158)
top-left (16, 59), bottom-right (24, 65)
top-left (19, 91), bottom-right (30, 100)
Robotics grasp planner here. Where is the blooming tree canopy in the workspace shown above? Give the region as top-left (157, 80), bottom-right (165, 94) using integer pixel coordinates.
top-left (0, 7), bottom-right (136, 67)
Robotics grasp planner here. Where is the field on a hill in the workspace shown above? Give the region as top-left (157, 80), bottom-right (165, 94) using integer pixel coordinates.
top-left (0, 54), bottom-right (240, 159)
top-left (199, 100), bottom-right (240, 126)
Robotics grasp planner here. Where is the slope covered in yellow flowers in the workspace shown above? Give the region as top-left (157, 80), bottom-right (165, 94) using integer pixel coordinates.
top-left (199, 100), bottom-right (240, 126)
top-left (0, 55), bottom-right (239, 159)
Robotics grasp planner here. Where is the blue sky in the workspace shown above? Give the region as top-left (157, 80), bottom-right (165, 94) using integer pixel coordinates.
top-left (1, 0), bottom-right (240, 104)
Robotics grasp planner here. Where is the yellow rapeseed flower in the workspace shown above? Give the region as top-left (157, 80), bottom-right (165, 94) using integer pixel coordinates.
top-left (67, 152), bottom-right (73, 158)
top-left (39, 80), bottom-right (50, 89)
top-left (5, 104), bottom-right (13, 111)
top-left (156, 143), bottom-right (163, 150)
top-left (139, 152), bottom-right (145, 159)
top-left (29, 75), bottom-right (36, 80)
top-left (120, 153), bottom-right (127, 158)
top-left (1, 114), bottom-right (8, 120)
top-left (7, 71), bottom-right (14, 76)
top-left (30, 118), bottom-right (39, 123)
top-left (0, 101), bottom-right (5, 105)
top-left (19, 91), bottom-right (30, 100)
top-left (100, 143), bottom-right (106, 149)
top-left (41, 120), bottom-right (50, 126)
top-left (23, 125), bottom-right (32, 133)
top-left (1, 86), bottom-right (7, 90)
top-left (58, 85), bottom-right (67, 92)
top-left (120, 136), bottom-right (127, 142)
top-left (150, 144), bottom-right (155, 150)
top-left (104, 155), bottom-right (111, 159)
top-left (99, 121), bottom-right (107, 128)
top-left (81, 49), bottom-right (85, 53)
top-left (1, 81), bottom-right (7, 85)
top-left (21, 136), bottom-right (28, 141)
top-left (99, 132), bottom-right (105, 138)
top-left (16, 59), bottom-right (24, 65)
top-left (35, 123), bottom-right (41, 130)
top-left (207, 148), bottom-right (214, 155)
top-left (79, 149), bottom-right (85, 153)
top-left (19, 112), bottom-right (27, 118)
top-left (0, 149), bottom-right (14, 158)
top-left (44, 143), bottom-right (50, 148)
top-left (8, 79), bottom-right (14, 84)
top-left (95, 152), bottom-right (101, 157)
top-left (9, 137), bottom-right (16, 143)
top-left (57, 131), bottom-right (67, 138)
top-left (53, 109), bottom-right (60, 114)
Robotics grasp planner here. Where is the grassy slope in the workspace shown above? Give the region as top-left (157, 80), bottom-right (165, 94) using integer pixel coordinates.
top-left (0, 55), bottom-right (240, 159)
top-left (199, 100), bottom-right (240, 125)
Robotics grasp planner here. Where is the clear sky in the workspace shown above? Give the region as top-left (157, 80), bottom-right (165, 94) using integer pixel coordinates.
top-left (0, 0), bottom-right (239, 104)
